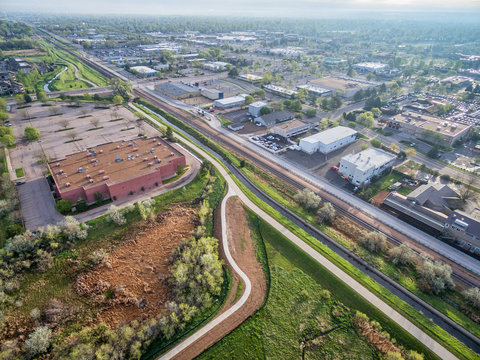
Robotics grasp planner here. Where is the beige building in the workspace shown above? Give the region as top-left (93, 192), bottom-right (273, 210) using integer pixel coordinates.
top-left (386, 112), bottom-right (470, 147)
top-left (270, 120), bottom-right (311, 138)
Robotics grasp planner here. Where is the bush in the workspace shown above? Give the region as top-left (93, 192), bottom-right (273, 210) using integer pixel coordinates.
top-left (259, 106), bottom-right (272, 116)
top-left (462, 287), bottom-right (480, 309)
top-left (5, 223), bottom-right (26, 239)
top-left (107, 205), bottom-right (126, 225)
top-left (388, 244), bottom-right (416, 266)
top-left (55, 199), bottom-right (73, 214)
top-left (370, 138), bottom-right (382, 148)
top-left (76, 197), bottom-right (88, 212)
top-left (305, 108), bottom-right (317, 118)
top-left (24, 126), bottom-right (39, 141)
top-left (61, 216), bottom-right (89, 241)
top-left (294, 188), bottom-right (321, 210)
top-left (89, 249), bottom-right (109, 265)
top-left (24, 326), bottom-right (52, 356)
top-left (358, 231), bottom-right (387, 253)
top-left (418, 259), bottom-right (454, 295)
top-left (317, 202), bottom-right (336, 224)
top-left (440, 174), bottom-right (451, 182)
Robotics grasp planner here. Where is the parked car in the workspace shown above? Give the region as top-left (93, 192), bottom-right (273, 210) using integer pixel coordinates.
top-left (330, 166), bottom-right (339, 171)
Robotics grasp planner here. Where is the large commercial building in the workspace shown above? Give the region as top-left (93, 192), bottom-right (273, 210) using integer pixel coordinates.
top-left (299, 126), bottom-right (357, 154)
top-left (48, 137), bottom-right (186, 204)
top-left (386, 112), bottom-right (471, 147)
top-left (297, 84), bottom-right (332, 97)
top-left (238, 74), bottom-right (263, 84)
top-left (130, 66), bottom-right (157, 77)
top-left (214, 94), bottom-right (247, 109)
top-left (309, 76), bottom-right (379, 99)
top-left (263, 84), bottom-right (297, 99)
top-left (203, 61), bottom-right (229, 71)
top-left (155, 81), bottom-right (201, 100)
top-left (352, 62), bottom-right (390, 74)
top-left (339, 148), bottom-right (396, 186)
top-left (201, 88), bottom-right (224, 100)
top-left (444, 211), bottom-right (480, 253)
top-left (248, 101), bottom-right (269, 118)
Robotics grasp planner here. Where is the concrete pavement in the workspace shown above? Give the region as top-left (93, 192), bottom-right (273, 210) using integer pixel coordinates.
top-left (133, 104), bottom-right (459, 360)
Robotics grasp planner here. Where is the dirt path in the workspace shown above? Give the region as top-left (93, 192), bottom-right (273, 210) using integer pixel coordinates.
top-left (169, 196), bottom-right (267, 360)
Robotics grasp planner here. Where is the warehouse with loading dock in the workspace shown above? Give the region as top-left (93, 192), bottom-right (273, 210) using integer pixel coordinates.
top-left (48, 137), bottom-right (186, 204)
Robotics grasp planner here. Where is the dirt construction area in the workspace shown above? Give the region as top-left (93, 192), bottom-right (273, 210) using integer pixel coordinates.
top-left (171, 196), bottom-right (267, 360)
top-left (76, 204), bottom-right (196, 327)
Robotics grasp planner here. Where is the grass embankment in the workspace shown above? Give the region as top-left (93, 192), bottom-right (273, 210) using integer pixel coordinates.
top-left (199, 212), bottom-right (439, 360)
top-left (14, 168), bottom-right (24, 178)
top-left (0, 148), bottom-right (13, 247)
top-left (133, 98), bottom-right (480, 360)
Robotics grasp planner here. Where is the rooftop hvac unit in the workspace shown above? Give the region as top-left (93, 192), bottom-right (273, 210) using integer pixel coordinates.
top-left (56, 163), bottom-right (60, 167)
top-left (59, 169), bottom-right (64, 174)
top-left (150, 148), bottom-right (155, 153)
top-left (102, 176), bottom-right (109, 180)
top-left (128, 142), bottom-right (133, 146)
top-left (170, 152), bottom-right (174, 156)
top-left (66, 182), bottom-right (71, 187)
top-left (437, 126), bottom-right (441, 131)
top-left (115, 155), bottom-right (121, 162)
top-left (136, 154), bottom-right (139, 157)
top-left (116, 145), bottom-right (120, 149)
top-left (157, 142), bottom-right (161, 146)
top-left (133, 147), bottom-right (138, 151)
top-left (90, 159), bottom-right (97, 163)
top-left (89, 179), bottom-right (94, 183)
top-left (86, 152), bottom-right (93, 157)
top-left (86, 174), bottom-right (91, 179)
top-left (78, 167), bottom-right (83, 173)
top-left (153, 155), bottom-right (158, 159)
top-left (148, 162), bottom-right (153, 166)
top-left (143, 157), bottom-right (148, 161)
top-left (99, 149), bottom-right (103, 153)
top-left (98, 169), bottom-right (105, 174)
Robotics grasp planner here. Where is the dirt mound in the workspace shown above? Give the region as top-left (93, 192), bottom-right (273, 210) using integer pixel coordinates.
top-left (76, 205), bottom-right (197, 327)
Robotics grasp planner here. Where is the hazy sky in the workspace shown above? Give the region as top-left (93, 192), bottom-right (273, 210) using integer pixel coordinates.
top-left (2, 0), bottom-right (480, 17)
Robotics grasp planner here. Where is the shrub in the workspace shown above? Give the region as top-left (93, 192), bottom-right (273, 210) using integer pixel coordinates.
top-left (462, 287), bottom-right (480, 309)
top-left (317, 202), bottom-right (336, 224)
top-left (89, 249), bottom-right (109, 265)
top-left (358, 231), bottom-right (387, 253)
top-left (138, 198), bottom-right (156, 220)
top-left (24, 326), bottom-right (52, 356)
top-left (418, 259), bottom-right (454, 295)
top-left (75, 198), bottom-right (88, 212)
top-left (107, 205), bottom-right (126, 225)
top-left (5, 223), bottom-right (25, 238)
top-left (94, 192), bottom-right (103, 202)
top-left (405, 350), bottom-right (424, 360)
top-left (370, 138), bottom-right (382, 148)
top-left (388, 244), bottom-right (416, 266)
top-left (305, 108), bottom-right (317, 118)
top-left (55, 199), bottom-right (72, 214)
top-left (30, 308), bottom-right (41, 321)
top-left (440, 174), bottom-right (451, 182)
top-left (61, 216), bottom-right (89, 241)
top-left (294, 188), bottom-right (321, 210)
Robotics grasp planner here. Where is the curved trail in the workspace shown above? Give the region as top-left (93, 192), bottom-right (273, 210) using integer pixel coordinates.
top-left (158, 187), bottom-right (253, 360)
top-left (43, 65), bottom-right (68, 92)
top-left (130, 104), bottom-right (459, 360)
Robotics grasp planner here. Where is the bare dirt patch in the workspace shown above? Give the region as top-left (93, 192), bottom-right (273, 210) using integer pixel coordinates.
top-left (171, 196), bottom-right (267, 360)
top-left (76, 204), bottom-right (196, 327)
top-left (3, 49), bottom-right (45, 56)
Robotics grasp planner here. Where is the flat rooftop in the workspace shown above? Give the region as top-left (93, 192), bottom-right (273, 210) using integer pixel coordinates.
top-left (392, 112), bottom-right (469, 137)
top-left (215, 95), bottom-right (246, 105)
top-left (301, 126), bottom-right (357, 145)
top-left (49, 137), bottom-right (183, 192)
top-left (310, 77), bottom-right (375, 92)
top-left (271, 119), bottom-right (308, 131)
top-left (342, 148), bottom-right (395, 172)
top-left (155, 81), bottom-right (199, 97)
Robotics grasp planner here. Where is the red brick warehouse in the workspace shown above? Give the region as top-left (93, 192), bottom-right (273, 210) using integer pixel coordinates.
top-left (48, 136), bottom-right (187, 204)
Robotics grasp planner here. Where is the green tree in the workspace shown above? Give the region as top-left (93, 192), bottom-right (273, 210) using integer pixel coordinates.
top-left (112, 95), bottom-right (124, 106)
top-left (15, 94), bottom-right (25, 106)
top-left (357, 112), bottom-right (375, 127)
top-left (259, 106), bottom-right (272, 116)
top-left (109, 78), bottom-right (132, 97)
top-left (36, 90), bottom-right (47, 102)
top-left (371, 107), bottom-right (382, 117)
top-left (1, 134), bottom-right (15, 147)
top-left (166, 126), bottom-right (175, 141)
top-left (244, 95), bottom-right (254, 105)
top-left (0, 97), bottom-right (6, 111)
top-left (24, 93), bottom-right (32, 103)
top-left (305, 108), bottom-right (317, 118)
top-left (24, 126), bottom-right (39, 141)
top-left (76, 198), bottom-right (88, 212)
top-left (370, 139), bottom-right (382, 148)
top-left (55, 199), bottom-right (73, 214)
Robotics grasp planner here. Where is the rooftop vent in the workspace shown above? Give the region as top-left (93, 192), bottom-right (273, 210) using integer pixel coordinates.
top-left (116, 145), bottom-right (120, 149)
top-left (170, 152), bottom-right (174, 157)
top-left (102, 175), bottom-right (109, 180)
top-left (148, 162), bottom-right (153, 166)
top-left (150, 148), bottom-right (155, 153)
top-left (78, 167), bottom-right (83, 173)
top-left (98, 169), bottom-right (105, 174)
top-left (115, 155), bottom-right (122, 162)
top-left (86, 174), bottom-right (91, 179)
top-left (89, 179), bottom-right (94, 183)
top-left (56, 162), bottom-right (60, 167)
top-left (90, 159), bottom-right (97, 163)
top-left (66, 182), bottom-right (71, 187)
top-left (143, 157), bottom-right (148, 161)
top-left (59, 169), bottom-right (64, 174)
top-left (99, 149), bottom-right (103, 154)
top-left (133, 147), bottom-right (138, 152)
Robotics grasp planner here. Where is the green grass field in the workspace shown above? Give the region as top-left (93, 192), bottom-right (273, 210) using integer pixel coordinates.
top-left (198, 212), bottom-right (438, 360)
top-left (15, 168), bottom-right (24, 178)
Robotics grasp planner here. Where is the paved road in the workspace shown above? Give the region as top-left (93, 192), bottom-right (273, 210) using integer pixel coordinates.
top-left (132, 105), bottom-right (459, 360)
top-left (159, 187), bottom-right (253, 360)
top-left (17, 177), bottom-right (63, 230)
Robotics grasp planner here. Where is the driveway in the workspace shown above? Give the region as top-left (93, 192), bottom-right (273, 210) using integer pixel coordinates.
top-left (17, 178), bottom-right (63, 230)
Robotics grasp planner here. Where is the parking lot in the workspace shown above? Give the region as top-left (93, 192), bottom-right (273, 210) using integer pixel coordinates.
top-left (250, 133), bottom-right (292, 153)
top-left (7, 101), bottom-right (157, 229)
top-left (281, 138), bottom-right (370, 187)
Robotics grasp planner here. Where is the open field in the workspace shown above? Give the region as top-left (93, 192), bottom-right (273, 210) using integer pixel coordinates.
top-left (3, 48), bottom-right (45, 56)
top-left (198, 211), bottom-right (431, 360)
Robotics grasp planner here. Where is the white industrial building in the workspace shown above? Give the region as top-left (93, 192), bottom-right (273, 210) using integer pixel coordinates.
top-left (263, 84), bottom-right (297, 99)
top-left (339, 148), bottom-right (396, 186)
top-left (213, 94), bottom-right (247, 109)
top-left (204, 61), bottom-right (229, 71)
top-left (352, 62), bottom-right (389, 74)
top-left (238, 74), bottom-right (263, 83)
top-left (299, 126), bottom-right (357, 154)
top-left (249, 101), bottom-right (269, 118)
top-left (130, 66), bottom-right (157, 77)
top-left (201, 88), bottom-right (224, 100)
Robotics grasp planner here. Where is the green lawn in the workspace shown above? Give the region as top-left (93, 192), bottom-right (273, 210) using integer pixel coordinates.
top-left (358, 172), bottom-right (404, 199)
top-left (396, 186), bottom-right (413, 196)
top-left (198, 212), bottom-right (437, 360)
top-left (15, 168), bottom-right (24, 178)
